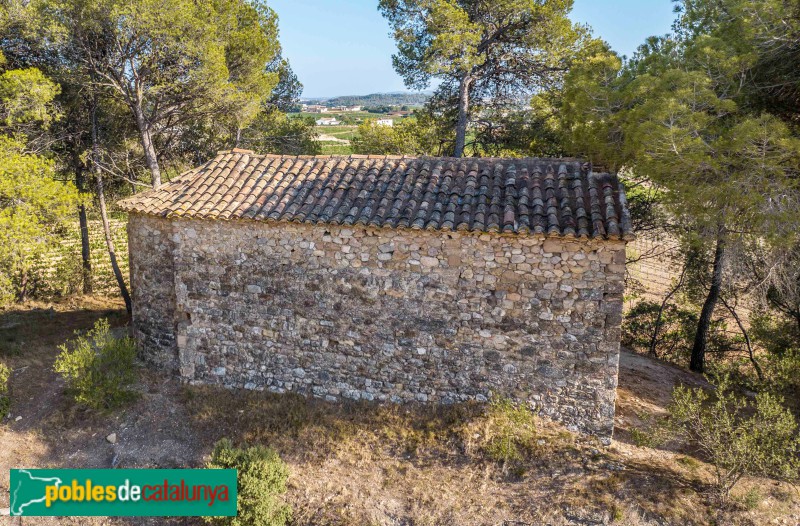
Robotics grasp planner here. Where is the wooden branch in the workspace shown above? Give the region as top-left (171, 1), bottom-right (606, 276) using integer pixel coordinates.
top-left (719, 295), bottom-right (764, 381)
top-left (649, 262), bottom-right (689, 358)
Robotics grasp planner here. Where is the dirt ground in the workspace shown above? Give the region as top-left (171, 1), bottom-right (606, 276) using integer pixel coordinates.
top-left (316, 134), bottom-right (351, 143)
top-left (0, 297), bottom-right (798, 526)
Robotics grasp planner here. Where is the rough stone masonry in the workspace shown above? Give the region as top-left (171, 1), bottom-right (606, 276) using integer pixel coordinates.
top-left (120, 150), bottom-right (634, 441)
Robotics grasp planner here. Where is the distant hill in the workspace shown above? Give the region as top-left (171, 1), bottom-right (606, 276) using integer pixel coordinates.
top-left (304, 92), bottom-right (430, 108)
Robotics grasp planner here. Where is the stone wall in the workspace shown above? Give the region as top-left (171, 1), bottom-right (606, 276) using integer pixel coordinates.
top-left (128, 214), bottom-right (178, 370)
top-left (128, 213), bottom-right (626, 440)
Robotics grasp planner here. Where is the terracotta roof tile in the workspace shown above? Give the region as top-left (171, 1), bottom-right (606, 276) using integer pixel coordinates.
top-left (118, 151), bottom-right (635, 240)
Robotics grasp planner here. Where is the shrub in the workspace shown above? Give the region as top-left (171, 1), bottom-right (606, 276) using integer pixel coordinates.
top-left (740, 487), bottom-right (762, 511)
top-left (483, 397), bottom-right (537, 469)
top-left (750, 312), bottom-right (800, 358)
top-left (0, 361), bottom-right (10, 419)
top-left (749, 312), bottom-right (800, 406)
top-left (53, 318), bottom-right (137, 410)
top-left (622, 301), bottom-right (698, 362)
top-left (205, 439), bottom-right (291, 526)
top-left (623, 300), bottom-right (740, 368)
top-left (663, 376), bottom-right (800, 502)
top-left (763, 349), bottom-right (800, 408)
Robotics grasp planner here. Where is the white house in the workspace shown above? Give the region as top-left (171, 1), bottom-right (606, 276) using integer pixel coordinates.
top-left (376, 118), bottom-right (394, 127)
top-left (316, 117), bottom-right (340, 126)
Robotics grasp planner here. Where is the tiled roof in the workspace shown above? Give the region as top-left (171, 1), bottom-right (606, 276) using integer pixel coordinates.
top-left (118, 149), bottom-right (634, 240)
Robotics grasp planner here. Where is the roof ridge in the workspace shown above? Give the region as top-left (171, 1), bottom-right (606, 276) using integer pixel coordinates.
top-left (211, 150), bottom-right (590, 164)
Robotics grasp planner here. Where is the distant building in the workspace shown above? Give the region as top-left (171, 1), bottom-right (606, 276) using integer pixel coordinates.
top-left (328, 105), bottom-right (362, 112)
top-left (376, 118), bottom-right (393, 127)
top-left (316, 117), bottom-right (340, 126)
top-left (304, 105), bottom-right (328, 113)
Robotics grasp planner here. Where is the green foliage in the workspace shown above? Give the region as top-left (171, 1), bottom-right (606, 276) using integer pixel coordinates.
top-left (364, 105), bottom-right (394, 114)
top-left (352, 116), bottom-right (443, 156)
top-left (0, 46), bottom-right (79, 304)
top-left (740, 486), bottom-right (762, 511)
top-left (565, 56), bottom-right (800, 236)
top-left (629, 426), bottom-right (658, 449)
top-left (750, 312), bottom-right (800, 359)
top-left (92, 0), bottom-right (280, 129)
top-left (760, 349), bottom-right (800, 409)
top-left (699, 311), bottom-right (800, 411)
top-left (379, 0), bottom-right (586, 155)
top-left (31, 0), bottom-right (289, 184)
top-left (560, 10), bottom-right (800, 234)
top-left (0, 135), bottom-right (80, 304)
top-left (622, 296), bottom-right (739, 368)
top-left (18, 216), bottom-right (130, 301)
top-left (205, 438), bottom-right (291, 526)
top-left (483, 398), bottom-right (537, 467)
top-left (0, 66), bottom-right (60, 127)
top-left (674, 0), bottom-right (800, 123)
top-left (240, 110), bottom-right (319, 156)
top-left (0, 361), bottom-right (10, 420)
top-left (560, 0), bottom-right (800, 370)
top-left (622, 301), bottom-right (698, 362)
top-left (472, 98), bottom-right (567, 158)
top-left (663, 376), bottom-right (800, 501)
top-left (380, 0), bottom-right (583, 90)
top-left (53, 318), bottom-right (137, 410)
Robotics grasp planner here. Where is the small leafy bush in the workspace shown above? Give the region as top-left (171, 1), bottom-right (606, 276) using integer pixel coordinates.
top-left (762, 349), bottom-right (800, 409)
top-left (53, 318), bottom-right (137, 410)
top-left (0, 361), bottom-right (10, 419)
top-left (205, 438), bottom-right (291, 526)
top-left (709, 313), bottom-right (800, 412)
top-left (750, 312), bottom-right (800, 358)
top-left (484, 397), bottom-right (537, 468)
top-left (622, 301), bottom-right (698, 361)
top-left (663, 376), bottom-right (800, 502)
top-left (740, 487), bottom-right (762, 511)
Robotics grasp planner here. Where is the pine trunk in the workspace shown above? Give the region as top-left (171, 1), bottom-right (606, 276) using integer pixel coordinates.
top-left (132, 102), bottom-right (162, 188)
top-left (95, 175), bottom-right (131, 314)
top-left (690, 233), bottom-right (726, 373)
top-left (453, 75), bottom-right (472, 158)
top-left (76, 166), bottom-right (92, 294)
top-left (92, 101), bottom-right (132, 314)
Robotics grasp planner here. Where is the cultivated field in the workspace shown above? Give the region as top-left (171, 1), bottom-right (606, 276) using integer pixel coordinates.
top-left (291, 110), bottom-right (413, 156)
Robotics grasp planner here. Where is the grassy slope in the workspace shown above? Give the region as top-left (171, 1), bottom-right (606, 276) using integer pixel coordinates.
top-left (0, 298), bottom-right (797, 525)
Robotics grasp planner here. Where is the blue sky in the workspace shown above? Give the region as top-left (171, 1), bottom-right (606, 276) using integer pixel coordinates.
top-left (269, 0), bottom-right (677, 98)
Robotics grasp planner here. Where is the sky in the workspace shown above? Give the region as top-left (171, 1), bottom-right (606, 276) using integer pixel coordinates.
top-left (268, 0), bottom-right (677, 99)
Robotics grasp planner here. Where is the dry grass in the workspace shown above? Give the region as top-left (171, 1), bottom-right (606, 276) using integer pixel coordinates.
top-left (0, 298), bottom-right (798, 525)
top-left (181, 380), bottom-right (796, 525)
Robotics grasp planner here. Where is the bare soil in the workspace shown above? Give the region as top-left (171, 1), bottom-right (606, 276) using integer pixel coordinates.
top-left (0, 298), bottom-right (798, 526)
top-left (316, 134), bottom-right (351, 143)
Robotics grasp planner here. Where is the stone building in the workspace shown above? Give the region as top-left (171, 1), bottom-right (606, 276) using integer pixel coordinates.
top-left (119, 149), bottom-right (634, 440)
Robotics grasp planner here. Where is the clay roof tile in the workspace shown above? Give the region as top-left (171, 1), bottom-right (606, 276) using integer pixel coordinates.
top-left (118, 151), bottom-right (634, 240)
